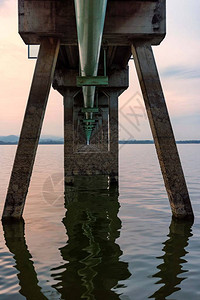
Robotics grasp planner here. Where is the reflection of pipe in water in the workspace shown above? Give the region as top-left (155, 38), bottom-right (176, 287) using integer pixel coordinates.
top-left (149, 219), bottom-right (193, 300)
top-left (51, 176), bottom-right (131, 300)
top-left (2, 219), bottom-right (47, 300)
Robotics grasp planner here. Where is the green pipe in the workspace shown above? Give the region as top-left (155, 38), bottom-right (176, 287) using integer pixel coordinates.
top-left (74, 0), bottom-right (107, 144)
top-left (74, 0), bottom-right (107, 108)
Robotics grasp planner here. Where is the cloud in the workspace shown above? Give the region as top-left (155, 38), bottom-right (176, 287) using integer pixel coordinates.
top-left (0, 0), bottom-right (7, 6)
top-left (171, 114), bottom-right (200, 140)
top-left (160, 66), bottom-right (200, 80)
top-left (0, 0), bottom-right (12, 10)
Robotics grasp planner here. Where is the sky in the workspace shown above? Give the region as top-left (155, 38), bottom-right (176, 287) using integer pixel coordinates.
top-left (0, 0), bottom-right (199, 140)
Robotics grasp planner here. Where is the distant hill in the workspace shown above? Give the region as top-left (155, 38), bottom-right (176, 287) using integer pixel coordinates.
top-left (119, 140), bottom-right (200, 144)
top-left (0, 136), bottom-right (199, 145)
top-left (119, 140), bottom-right (153, 144)
top-left (0, 135), bottom-right (19, 143)
top-left (39, 135), bottom-right (63, 141)
top-left (0, 135), bottom-right (64, 145)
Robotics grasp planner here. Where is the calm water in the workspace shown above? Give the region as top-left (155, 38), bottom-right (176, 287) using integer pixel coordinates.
top-left (0, 144), bottom-right (200, 300)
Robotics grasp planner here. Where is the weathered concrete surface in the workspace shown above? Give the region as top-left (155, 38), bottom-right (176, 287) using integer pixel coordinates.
top-left (2, 38), bottom-right (60, 219)
top-left (3, 0), bottom-right (192, 222)
top-left (64, 89), bottom-right (124, 184)
top-left (54, 69), bottom-right (128, 183)
top-left (131, 42), bottom-right (194, 220)
top-left (19, 0), bottom-right (166, 45)
top-left (53, 68), bottom-right (129, 90)
top-left (99, 106), bottom-right (109, 152)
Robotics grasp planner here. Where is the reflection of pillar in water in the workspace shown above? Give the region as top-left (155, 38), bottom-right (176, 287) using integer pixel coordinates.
top-left (149, 219), bottom-right (193, 299)
top-left (51, 176), bottom-right (131, 299)
top-left (2, 220), bottom-right (47, 300)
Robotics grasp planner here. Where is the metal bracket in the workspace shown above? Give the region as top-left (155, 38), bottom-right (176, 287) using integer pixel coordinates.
top-left (81, 108), bottom-right (99, 113)
top-left (84, 125), bottom-right (95, 129)
top-left (83, 119), bottom-right (96, 123)
top-left (77, 76), bottom-right (108, 87)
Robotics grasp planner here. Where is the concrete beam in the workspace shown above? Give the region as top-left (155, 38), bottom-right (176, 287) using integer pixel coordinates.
top-left (131, 42), bottom-right (194, 220)
top-left (19, 0), bottom-right (166, 46)
top-left (2, 38), bottom-right (60, 220)
top-left (53, 68), bottom-right (129, 94)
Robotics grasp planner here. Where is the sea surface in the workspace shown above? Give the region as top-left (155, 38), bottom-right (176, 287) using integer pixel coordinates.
top-left (0, 144), bottom-right (199, 300)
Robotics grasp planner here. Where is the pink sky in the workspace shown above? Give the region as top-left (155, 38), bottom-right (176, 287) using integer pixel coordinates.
top-left (0, 0), bottom-right (199, 139)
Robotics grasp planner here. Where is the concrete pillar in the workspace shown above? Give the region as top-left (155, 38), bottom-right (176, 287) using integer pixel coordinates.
top-left (64, 89), bottom-right (123, 181)
top-left (131, 42), bottom-right (194, 220)
top-left (57, 69), bottom-right (128, 182)
top-left (2, 38), bottom-right (60, 219)
top-left (64, 89), bottom-right (79, 185)
top-left (90, 114), bottom-right (103, 149)
top-left (98, 116), bottom-right (103, 149)
top-left (64, 89), bottom-right (77, 156)
top-left (108, 90), bottom-right (119, 154)
top-left (108, 90), bottom-right (119, 182)
top-left (105, 89), bottom-right (124, 182)
top-left (101, 107), bottom-right (109, 151)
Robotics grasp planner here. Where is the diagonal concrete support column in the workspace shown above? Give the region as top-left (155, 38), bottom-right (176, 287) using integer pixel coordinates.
top-left (131, 42), bottom-right (194, 220)
top-left (2, 38), bottom-right (60, 220)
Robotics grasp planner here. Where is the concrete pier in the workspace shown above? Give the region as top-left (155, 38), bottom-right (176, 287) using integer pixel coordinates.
top-left (55, 69), bottom-right (129, 183)
top-left (2, 38), bottom-right (60, 219)
top-left (2, 0), bottom-right (194, 221)
top-left (132, 43), bottom-right (194, 220)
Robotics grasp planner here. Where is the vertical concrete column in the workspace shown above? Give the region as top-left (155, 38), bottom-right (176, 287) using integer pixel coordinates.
top-left (101, 107), bottom-right (109, 151)
top-left (104, 90), bottom-right (121, 182)
top-left (64, 89), bottom-right (79, 184)
top-left (2, 38), bottom-right (60, 219)
top-left (131, 42), bottom-right (194, 220)
top-left (90, 117), bottom-right (99, 146)
top-left (91, 115), bottom-right (103, 149)
top-left (64, 89), bottom-right (76, 156)
top-left (98, 116), bottom-right (103, 149)
top-left (108, 90), bottom-right (120, 155)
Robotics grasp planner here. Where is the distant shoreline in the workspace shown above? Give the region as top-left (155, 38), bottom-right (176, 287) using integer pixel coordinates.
top-left (0, 140), bottom-right (200, 145)
top-left (119, 140), bottom-right (200, 144)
